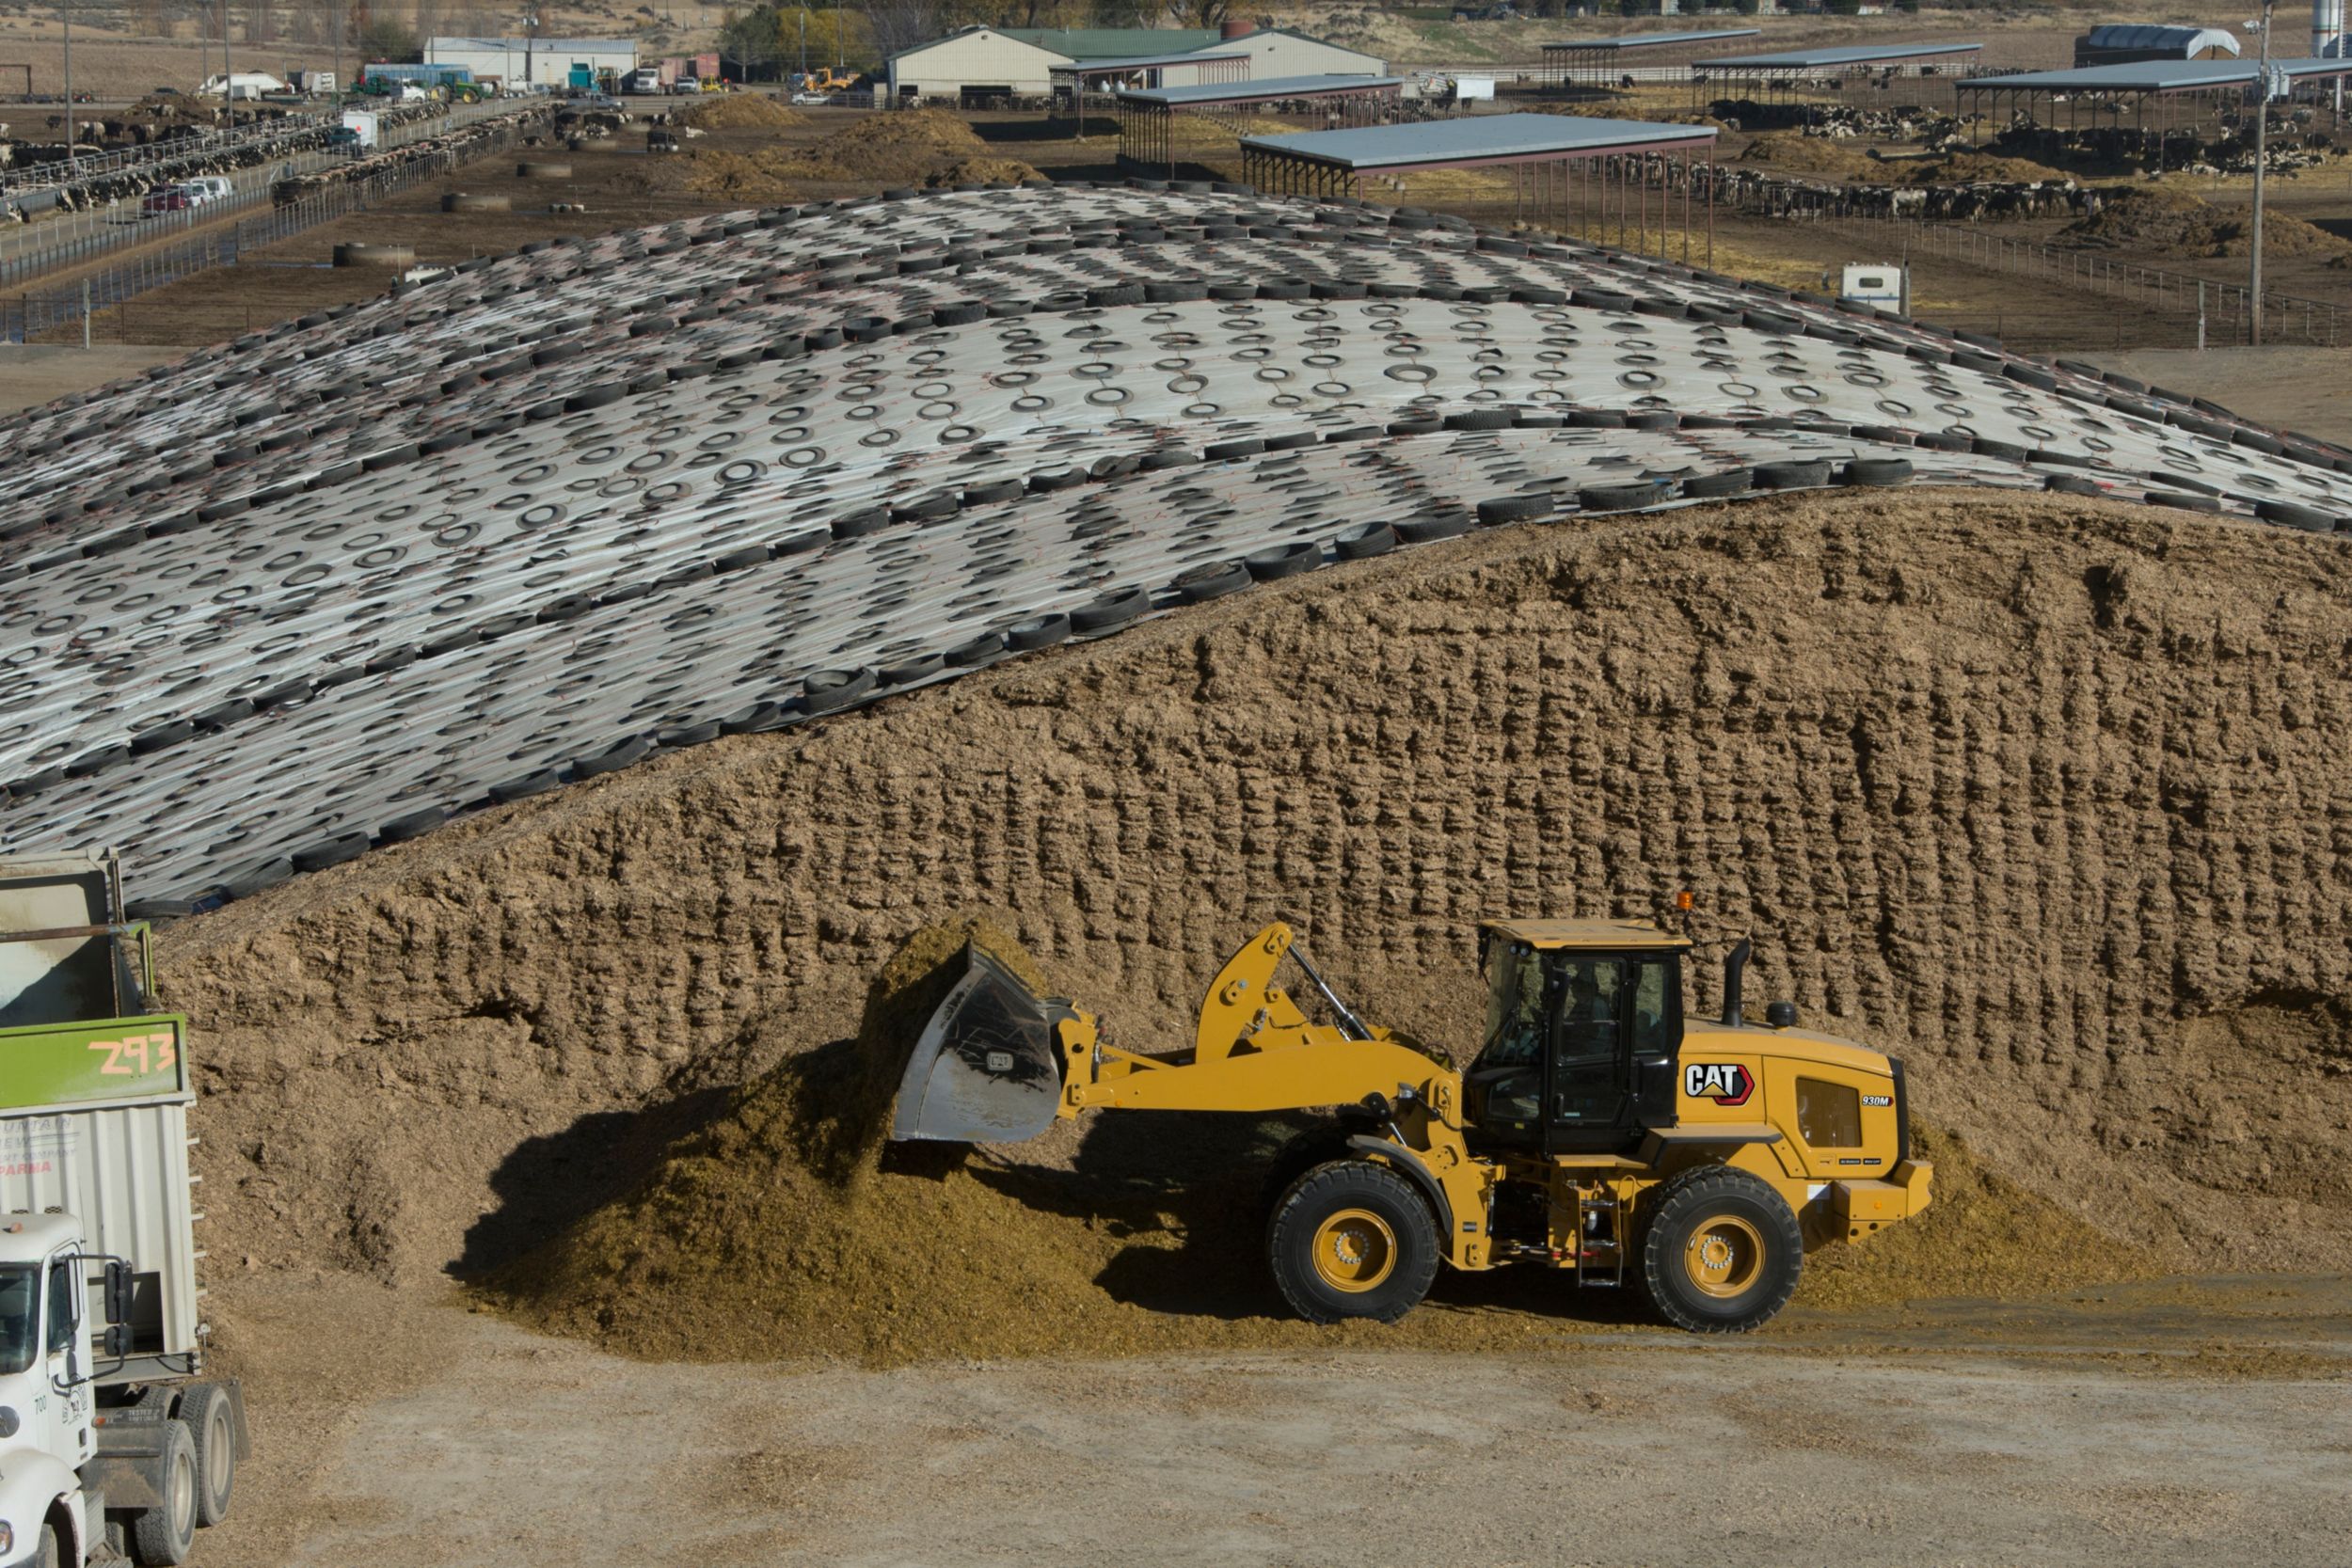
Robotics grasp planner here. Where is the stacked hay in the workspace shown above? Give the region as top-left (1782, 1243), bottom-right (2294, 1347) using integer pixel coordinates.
top-left (2064, 186), bottom-right (2352, 259)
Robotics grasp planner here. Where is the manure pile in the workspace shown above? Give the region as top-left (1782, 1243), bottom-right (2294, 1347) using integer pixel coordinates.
top-left (682, 93), bottom-right (810, 132)
top-left (2064, 186), bottom-right (2352, 260)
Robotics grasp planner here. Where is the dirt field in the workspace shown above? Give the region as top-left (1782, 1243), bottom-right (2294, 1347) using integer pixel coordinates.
top-left (203, 1272), bottom-right (2350, 1568)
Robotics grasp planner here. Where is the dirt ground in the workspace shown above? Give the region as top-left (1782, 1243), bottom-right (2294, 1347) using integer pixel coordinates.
top-left (203, 1272), bottom-right (2350, 1568)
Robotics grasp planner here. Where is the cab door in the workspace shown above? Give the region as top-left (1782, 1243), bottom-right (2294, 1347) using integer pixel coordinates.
top-left (40, 1251), bottom-right (93, 1465)
top-left (1547, 954), bottom-right (1683, 1153)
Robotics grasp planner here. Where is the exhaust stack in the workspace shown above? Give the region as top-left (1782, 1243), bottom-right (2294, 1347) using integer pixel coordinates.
top-left (1721, 938), bottom-right (1752, 1027)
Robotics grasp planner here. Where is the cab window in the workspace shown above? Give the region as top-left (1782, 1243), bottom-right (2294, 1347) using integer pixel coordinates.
top-left (45, 1259), bottom-right (75, 1354)
top-left (1796, 1078), bottom-right (1863, 1148)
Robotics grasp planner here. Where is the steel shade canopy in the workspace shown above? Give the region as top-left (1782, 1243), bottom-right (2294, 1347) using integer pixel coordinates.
top-left (1692, 41), bottom-right (1983, 70)
top-left (1115, 71), bottom-right (1403, 107)
top-left (1963, 55), bottom-right (2352, 92)
top-left (1540, 27), bottom-right (1761, 52)
top-left (1237, 111), bottom-right (1715, 171)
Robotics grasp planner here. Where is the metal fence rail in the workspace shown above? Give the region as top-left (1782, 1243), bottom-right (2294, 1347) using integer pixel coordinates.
top-left (2, 110), bottom-right (547, 346)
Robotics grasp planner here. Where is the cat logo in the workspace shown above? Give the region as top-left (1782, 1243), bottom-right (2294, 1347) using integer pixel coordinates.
top-left (1683, 1063), bottom-right (1755, 1107)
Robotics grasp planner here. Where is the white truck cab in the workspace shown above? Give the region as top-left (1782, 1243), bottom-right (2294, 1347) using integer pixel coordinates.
top-left (0, 852), bottom-right (246, 1566)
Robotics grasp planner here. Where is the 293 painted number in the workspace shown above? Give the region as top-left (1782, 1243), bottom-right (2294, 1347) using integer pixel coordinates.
top-left (87, 1032), bottom-right (177, 1077)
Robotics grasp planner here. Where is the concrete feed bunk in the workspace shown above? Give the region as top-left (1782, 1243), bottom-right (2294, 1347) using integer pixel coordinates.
top-left (1, 183), bottom-right (2348, 910)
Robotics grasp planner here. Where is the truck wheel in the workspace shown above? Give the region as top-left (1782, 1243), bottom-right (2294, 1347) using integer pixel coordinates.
top-left (1638, 1165), bottom-right (1804, 1334)
top-left (180, 1383), bottom-right (238, 1526)
top-left (130, 1420), bottom-right (198, 1565)
top-left (1267, 1160), bottom-right (1438, 1325)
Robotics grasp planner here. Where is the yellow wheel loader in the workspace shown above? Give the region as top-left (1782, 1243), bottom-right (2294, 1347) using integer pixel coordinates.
top-left (892, 920), bottom-right (1931, 1333)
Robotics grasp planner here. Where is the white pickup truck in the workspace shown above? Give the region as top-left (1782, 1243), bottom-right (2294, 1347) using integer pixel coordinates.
top-left (0, 851), bottom-right (246, 1567)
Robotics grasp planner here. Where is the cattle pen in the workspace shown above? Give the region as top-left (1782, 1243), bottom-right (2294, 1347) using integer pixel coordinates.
top-left (1956, 57), bottom-right (2352, 161)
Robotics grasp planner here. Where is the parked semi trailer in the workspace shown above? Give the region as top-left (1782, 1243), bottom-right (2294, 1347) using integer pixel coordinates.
top-left (0, 850), bottom-right (246, 1567)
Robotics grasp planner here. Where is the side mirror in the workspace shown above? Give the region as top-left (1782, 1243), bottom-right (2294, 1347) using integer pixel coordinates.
top-left (102, 1324), bottom-right (131, 1358)
top-left (103, 1261), bottom-right (134, 1327)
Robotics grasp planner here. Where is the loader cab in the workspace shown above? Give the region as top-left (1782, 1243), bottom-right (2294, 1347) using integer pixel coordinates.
top-left (1466, 921), bottom-right (1686, 1155)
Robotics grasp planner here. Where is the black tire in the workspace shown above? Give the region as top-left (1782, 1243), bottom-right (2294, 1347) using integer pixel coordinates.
top-left (180, 1383), bottom-right (238, 1527)
top-left (1267, 1160), bottom-right (1440, 1325)
top-left (1173, 562), bottom-right (1250, 603)
top-left (1680, 468), bottom-right (1753, 499)
top-left (1637, 1165), bottom-right (1803, 1335)
top-left (1839, 458), bottom-right (1914, 487)
top-left (131, 1419), bottom-right (199, 1565)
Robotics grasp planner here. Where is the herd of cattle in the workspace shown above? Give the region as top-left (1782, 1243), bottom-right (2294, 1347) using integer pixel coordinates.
top-left (0, 101), bottom-right (453, 217)
top-left (269, 105), bottom-right (551, 206)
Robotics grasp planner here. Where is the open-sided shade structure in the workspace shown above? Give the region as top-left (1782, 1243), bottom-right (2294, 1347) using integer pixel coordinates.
top-left (1957, 56), bottom-right (2352, 149)
top-left (1052, 49), bottom-right (1249, 135)
top-left (1238, 113), bottom-right (1722, 262)
top-left (1539, 27), bottom-right (1760, 89)
top-left (1115, 74), bottom-right (1406, 178)
top-left (1692, 40), bottom-right (1980, 104)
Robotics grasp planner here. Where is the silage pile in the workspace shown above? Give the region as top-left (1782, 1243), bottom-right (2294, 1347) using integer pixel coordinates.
top-left (683, 109), bottom-right (993, 198)
top-left (2064, 186), bottom-right (2352, 259)
top-left (684, 93), bottom-right (810, 131)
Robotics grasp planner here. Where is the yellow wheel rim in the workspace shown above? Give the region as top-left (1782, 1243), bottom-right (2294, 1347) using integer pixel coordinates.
top-left (1311, 1208), bottom-right (1397, 1293)
top-left (1684, 1214), bottom-right (1766, 1300)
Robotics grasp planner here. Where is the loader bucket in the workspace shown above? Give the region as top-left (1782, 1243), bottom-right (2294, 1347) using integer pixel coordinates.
top-left (889, 942), bottom-right (1071, 1144)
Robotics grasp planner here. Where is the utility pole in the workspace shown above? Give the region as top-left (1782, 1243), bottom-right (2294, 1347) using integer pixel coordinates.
top-left (222, 0), bottom-right (234, 112)
top-left (60, 0), bottom-right (71, 149)
top-left (798, 6), bottom-right (806, 84)
top-left (523, 5), bottom-right (537, 87)
top-left (2249, 0), bottom-right (2273, 345)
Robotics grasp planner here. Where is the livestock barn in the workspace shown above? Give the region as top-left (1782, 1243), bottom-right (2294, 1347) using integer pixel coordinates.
top-left (2072, 24), bottom-right (2239, 67)
top-left (883, 22), bottom-right (1383, 107)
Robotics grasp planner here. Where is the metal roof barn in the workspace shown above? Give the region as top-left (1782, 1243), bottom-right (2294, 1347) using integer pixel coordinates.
top-left (2074, 24), bottom-right (2240, 66)
top-left (1115, 74), bottom-right (1407, 178)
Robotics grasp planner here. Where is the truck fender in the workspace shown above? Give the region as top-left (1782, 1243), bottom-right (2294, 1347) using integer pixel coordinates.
top-left (85, 1410), bottom-right (181, 1513)
top-left (0, 1449), bottom-right (85, 1563)
top-left (1344, 1134), bottom-right (1455, 1234)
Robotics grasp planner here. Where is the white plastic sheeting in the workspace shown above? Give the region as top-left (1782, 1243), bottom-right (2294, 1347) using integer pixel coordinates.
top-left (1, 183), bottom-right (2346, 908)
